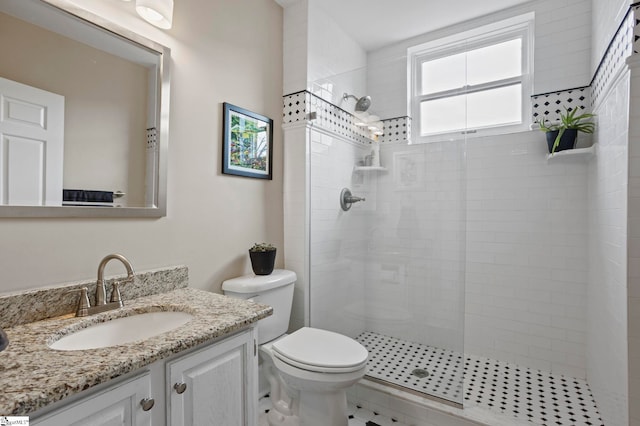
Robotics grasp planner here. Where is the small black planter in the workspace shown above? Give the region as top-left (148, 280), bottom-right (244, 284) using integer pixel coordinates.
top-left (249, 249), bottom-right (276, 275)
top-left (546, 129), bottom-right (578, 153)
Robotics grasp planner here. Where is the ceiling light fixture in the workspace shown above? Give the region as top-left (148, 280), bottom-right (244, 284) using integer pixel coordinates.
top-left (136, 0), bottom-right (173, 29)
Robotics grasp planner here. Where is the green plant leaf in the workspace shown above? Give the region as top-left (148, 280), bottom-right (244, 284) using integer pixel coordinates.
top-left (552, 128), bottom-right (565, 153)
top-left (538, 118), bottom-right (559, 132)
top-left (545, 108), bottom-right (596, 153)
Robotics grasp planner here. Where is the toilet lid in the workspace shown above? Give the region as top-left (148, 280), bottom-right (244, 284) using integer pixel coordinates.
top-left (271, 327), bottom-right (368, 373)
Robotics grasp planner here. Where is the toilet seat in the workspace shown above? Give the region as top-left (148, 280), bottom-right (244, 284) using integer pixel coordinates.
top-left (271, 327), bottom-right (368, 373)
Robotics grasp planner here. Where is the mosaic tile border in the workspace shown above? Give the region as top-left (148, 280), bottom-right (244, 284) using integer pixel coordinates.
top-left (531, 88), bottom-right (590, 125)
top-left (634, 5), bottom-right (640, 55)
top-left (380, 116), bottom-right (411, 144)
top-left (590, 4), bottom-right (636, 108)
top-left (283, 91), bottom-right (410, 145)
top-left (532, 3), bottom-right (640, 124)
top-left (307, 92), bottom-right (371, 144)
top-left (146, 127), bottom-right (157, 151)
top-left (284, 91), bottom-right (370, 144)
top-left (286, 4), bottom-right (640, 139)
top-left (283, 90), bottom-right (309, 124)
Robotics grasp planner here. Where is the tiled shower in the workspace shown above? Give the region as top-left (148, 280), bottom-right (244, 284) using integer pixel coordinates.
top-left (303, 112), bottom-right (605, 424)
top-left (281, 0), bottom-right (637, 425)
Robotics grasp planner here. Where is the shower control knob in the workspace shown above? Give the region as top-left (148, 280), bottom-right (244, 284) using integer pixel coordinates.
top-left (340, 188), bottom-right (366, 211)
top-left (174, 382), bottom-right (187, 394)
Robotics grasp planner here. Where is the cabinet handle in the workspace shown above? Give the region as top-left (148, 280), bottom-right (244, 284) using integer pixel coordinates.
top-left (174, 382), bottom-right (187, 394)
top-left (140, 398), bottom-right (155, 411)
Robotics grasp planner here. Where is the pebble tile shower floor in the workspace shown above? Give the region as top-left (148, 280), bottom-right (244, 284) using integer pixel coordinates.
top-left (356, 331), bottom-right (604, 426)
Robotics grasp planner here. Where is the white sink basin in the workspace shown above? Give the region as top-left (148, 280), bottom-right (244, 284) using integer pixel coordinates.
top-left (49, 311), bottom-right (194, 351)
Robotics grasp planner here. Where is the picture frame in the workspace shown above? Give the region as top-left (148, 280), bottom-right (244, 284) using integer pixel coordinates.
top-left (222, 102), bottom-right (273, 180)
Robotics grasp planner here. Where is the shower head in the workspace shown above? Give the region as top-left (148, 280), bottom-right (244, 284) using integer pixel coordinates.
top-left (343, 93), bottom-right (372, 112)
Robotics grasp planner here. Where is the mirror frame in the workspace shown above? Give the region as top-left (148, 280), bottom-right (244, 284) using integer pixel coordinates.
top-left (0, 0), bottom-right (169, 218)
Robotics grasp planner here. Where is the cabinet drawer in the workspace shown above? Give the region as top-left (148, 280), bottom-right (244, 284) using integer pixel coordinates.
top-left (32, 372), bottom-right (153, 426)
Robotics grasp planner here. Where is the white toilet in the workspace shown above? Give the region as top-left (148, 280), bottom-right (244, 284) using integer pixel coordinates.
top-left (222, 269), bottom-right (368, 426)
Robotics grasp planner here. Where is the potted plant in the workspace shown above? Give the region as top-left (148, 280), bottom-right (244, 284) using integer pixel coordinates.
top-left (249, 243), bottom-right (276, 275)
top-left (539, 108), bottom-right (595, 154)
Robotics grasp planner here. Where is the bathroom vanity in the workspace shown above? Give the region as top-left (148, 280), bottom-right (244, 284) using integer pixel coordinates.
top-left (0, 266), bottom-right (272, 425)
top-left (32, 328), bottom-right (257, 426)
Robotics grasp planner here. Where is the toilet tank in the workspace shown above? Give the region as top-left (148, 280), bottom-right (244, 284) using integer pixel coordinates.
top-left (222, 269), bottom-right (296, 344)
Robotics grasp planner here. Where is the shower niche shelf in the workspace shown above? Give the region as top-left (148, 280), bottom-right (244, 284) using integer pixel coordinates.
top-left (354, 166), bottom-right (388, 173)
top-left (546, 144), bottom-right (597, 162)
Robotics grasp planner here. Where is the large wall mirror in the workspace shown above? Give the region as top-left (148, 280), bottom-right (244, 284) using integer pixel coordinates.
top-left (0, 0), bottom-right (169, 217)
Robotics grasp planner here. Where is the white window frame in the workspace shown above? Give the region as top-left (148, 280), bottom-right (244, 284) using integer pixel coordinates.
top-left (409, 15), bottom-right (534, 143)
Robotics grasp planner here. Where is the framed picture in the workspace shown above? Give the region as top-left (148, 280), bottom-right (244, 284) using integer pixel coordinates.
top-left (222, 102), bottom-right (273, 180)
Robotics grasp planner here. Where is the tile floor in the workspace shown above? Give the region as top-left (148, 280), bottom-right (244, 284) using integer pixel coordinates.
top-left (258, 394), bottom-right (407, 426)
top-left (356, 331), bottom-right (464, 402)
top-left (259, 331), bottom-right (604, 425)
top-left (356, 331), bottom-right (605, 426)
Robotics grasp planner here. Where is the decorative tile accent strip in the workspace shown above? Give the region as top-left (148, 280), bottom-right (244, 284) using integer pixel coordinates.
top-left (380, 116), bottom-right (411, 144)
top-left (283, 91), bottom-right (375, 145)
top-left (531, 88), bottom-right (590, 124)
top-left (531, 4), bottom-right (640, 124)
top-left (146, 127), bottom-right (157, 150)
top-left (283, 91), bottom-right (309, 124)
top-left (308, 92), bottom-right (372, 144)
top-left (634, 5), bottom-right (640, 54)
top-left (591, 7), bottom-right (635, 108)
top-left (289, 5), bottom-right (640, 134)
top-left (0, 265), bottom-right (189, 328)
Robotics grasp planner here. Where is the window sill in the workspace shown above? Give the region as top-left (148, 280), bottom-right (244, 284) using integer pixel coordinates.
top-left (412, 123), bottom-right (529, 144)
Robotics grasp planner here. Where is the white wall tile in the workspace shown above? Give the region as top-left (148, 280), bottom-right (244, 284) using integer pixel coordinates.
top-left (283, 125), bottom-right (310, 330)
top-left (309, 128), bottom-right (369, 339)
top-left (359, 141), bottom-right (467, 353)
top-left (627, 59), bottom-right (640, 426)
top-left (462, 130), bottom-right (590, 377)
top-left (587, 63), bottom-right (630, 426)
top-left (282, 0), bottom-right (309, 94)
top-left (366, 0), bottom-right (593, 120)
top-left (591, 0), bottom-right (629, 73)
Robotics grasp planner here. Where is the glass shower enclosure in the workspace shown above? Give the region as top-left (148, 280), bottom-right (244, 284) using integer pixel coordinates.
top-left (307, 103), bottom-right (467, 406)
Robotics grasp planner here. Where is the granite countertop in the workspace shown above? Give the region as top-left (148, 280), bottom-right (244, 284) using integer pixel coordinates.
top-left (0, 287), bottom-right (272, 416)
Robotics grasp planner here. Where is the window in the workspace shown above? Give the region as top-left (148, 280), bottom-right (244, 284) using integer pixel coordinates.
top-left (410, 17), bottom-right (533, 141)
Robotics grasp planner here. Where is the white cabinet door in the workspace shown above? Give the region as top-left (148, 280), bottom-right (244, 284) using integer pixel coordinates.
top-left (32, 372), bottom-right (153, 426)
top-left (0, 77), bottom-right (64, 206)
top-left (167, 329), bottom-right (257, 426)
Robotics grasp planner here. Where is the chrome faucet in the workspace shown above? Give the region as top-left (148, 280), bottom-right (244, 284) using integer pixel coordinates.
top-left (70, 254), bottom-right (135, 317)
top-left (96, 253), bottom-right (135, 306)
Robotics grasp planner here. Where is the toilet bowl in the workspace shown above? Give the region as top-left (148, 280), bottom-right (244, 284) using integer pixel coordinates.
top-left (222, 270), bottom-right (368, 426)
top-left (262, 328), bottom-right (367, 426)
